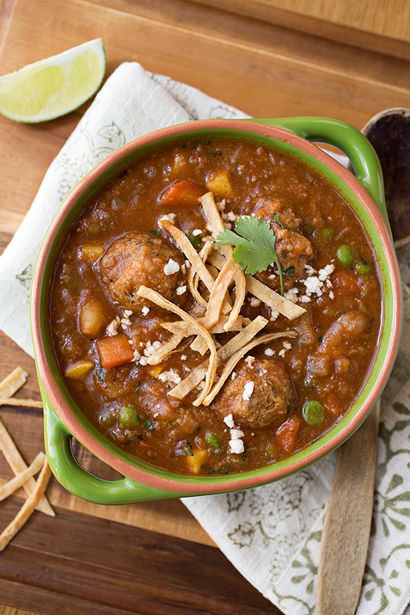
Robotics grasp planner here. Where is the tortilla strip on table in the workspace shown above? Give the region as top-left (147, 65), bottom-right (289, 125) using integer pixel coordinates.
top-left (0, 367), bottom-right (28, 398)
top-left (202, 330), bottom-right (298, 406)
top-left (0, 418), bottom-right (54, 516)
top-left (169, 315), bottom-right (268, 399)
top-left (208, 252), bottom-right (306, 320)
top-left (0, 457), bottom-right (52, 552)
top-left (0, 451), bottom-right (45, 502)
top-left (161, 219), bottom-right (231, 314)
top-left (200, 192), bottom-right (246, 330)
top-left (0, 397), bottom-right (43, 408)
top-left (136, 286), bottom-right (217, 406)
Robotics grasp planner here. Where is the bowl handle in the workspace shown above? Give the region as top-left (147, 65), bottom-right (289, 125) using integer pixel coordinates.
top-left (44, 401), bottom-right (179, 504)
top-left (254, 117), bottom-right (388, 225)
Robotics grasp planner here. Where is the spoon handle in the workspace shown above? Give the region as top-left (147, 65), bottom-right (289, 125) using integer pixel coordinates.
top-left (317, 401), bottom-right (380, 615)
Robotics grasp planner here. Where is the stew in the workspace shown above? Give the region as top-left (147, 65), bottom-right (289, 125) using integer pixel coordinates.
top-left (50, 137), bottom-right (381, 475)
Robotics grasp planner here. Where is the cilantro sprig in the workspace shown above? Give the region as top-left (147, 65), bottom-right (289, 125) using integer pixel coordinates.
top-left (215, 216), bottom-right (284, 294)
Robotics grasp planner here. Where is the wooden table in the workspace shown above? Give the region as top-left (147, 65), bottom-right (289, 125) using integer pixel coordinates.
top-left (0, 1), bottom-right (409, 613)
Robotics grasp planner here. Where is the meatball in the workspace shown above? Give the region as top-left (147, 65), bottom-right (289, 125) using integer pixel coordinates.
top-left (254, 199), bottom-right (313, 285)
top-left (213, 358), bottom-right (295, 429)
top-left (100, 232), bottom-right (185, 311)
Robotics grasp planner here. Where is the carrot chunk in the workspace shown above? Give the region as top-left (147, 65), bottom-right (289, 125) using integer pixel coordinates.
top-left (276, 415), bottom-right (302, 454)
top-left (96, 333), bottom-right (134, 368)
top-left (161, 180), bottom-right (204, 207)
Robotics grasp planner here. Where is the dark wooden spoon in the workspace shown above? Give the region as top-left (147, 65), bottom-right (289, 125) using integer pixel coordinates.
top-left (317, 108), bottom-right (410, 615)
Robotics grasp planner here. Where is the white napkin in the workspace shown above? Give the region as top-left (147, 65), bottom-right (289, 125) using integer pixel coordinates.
top-left (1, 62), bottom-right (409, 615)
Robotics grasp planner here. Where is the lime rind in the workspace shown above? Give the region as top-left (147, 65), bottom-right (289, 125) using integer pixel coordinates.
top-left (0, 38), bottom-right (106, 123)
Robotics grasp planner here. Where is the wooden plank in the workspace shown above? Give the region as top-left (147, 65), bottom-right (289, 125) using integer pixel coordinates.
top-left (190, 0), bottom-right (410, 60)
top-left (0, 0), bottom-right (408, 236)
top-left (0, 607), bottom-right (38, 615)
top-left (0, 499), bottom-right (276, 615)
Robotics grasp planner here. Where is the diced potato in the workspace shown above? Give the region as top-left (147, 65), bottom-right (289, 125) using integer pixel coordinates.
top-left (65, 360), bottom-right (94, 380)
top-left (185, 448), bottom-right (208, 474)
top-left (79, 242), bottom-right (104, 264)
top-left (206, 170), bottom-right (233, 199)
top-left (79, 299), bottom-right (106, 337)
top-left (149, 365), bottom-right (164, 378)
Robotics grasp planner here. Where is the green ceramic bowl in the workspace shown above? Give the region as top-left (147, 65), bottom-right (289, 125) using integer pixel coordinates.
top-left (31, 117), bottom-right (402, 504)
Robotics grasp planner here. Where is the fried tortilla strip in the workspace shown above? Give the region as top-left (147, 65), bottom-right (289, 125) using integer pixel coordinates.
top-left (202, 330), bottom-right (298, 406)
top-left (137, 286), bottom-right (217, 406)
top-left (161, 219), bottom-right (231, 314)
top-left (145, 333), bottom-right (185, 366)
top-left (201, 257), bottom-right (239, 330)
top-left (0, 457), bottom-right (52, 552)
top-left (209, 252), bottom-right (306, 320)
top-left (200, 192), bottom-right (246, 330)
top-left (0, 367), bottom-right (28, 398)
top-left (0, 452), bottom-right (45, 502)
top-left (0, 397), bottom-right (43, 408)
top-left (0, 419), bottom-right (54, 517)
top-left (169, 315), bottom-right (268, 399)
top-left (162, 315), bottom-right (243, 336)
top-left (187, 240), bottom-right (214, 309)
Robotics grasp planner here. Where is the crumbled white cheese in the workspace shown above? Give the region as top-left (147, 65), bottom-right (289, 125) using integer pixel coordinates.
top-left (270, 309), bottom-right (279, 321)
top-left (318, 263), bottom-right (335, 282)
top-left (132, 349), bottom-right (141, 362)
top-left (158, 370), bottom-right (181, 385)
top-left (181, 354), bottom-right (187, 361)
top-left (218, 199), bottom-right (226, 211)
top-left (141, 306), bottom-right (150, 316)
top-left (227, 211), bottom-right (236, 222)
top-left (244, 356), bottom-right (255, 368)
top-left (106, 317), bottom-right (120, 337)
top-left (285, 287), bottom-right (299, 303)
top-left (242, 381), bottom-right (255, 401)
top-left (192, 229), bottom-right (202, 236)
top-left (300, 295), bottom-right (312, 303)
top-left (305, 264), bottom-right (317, 275)
top-left (123, 309), bottom-right (133, 317)
top-left (250, 297), bottom-right (261, 307)
top-left (231, 371), bottom-right (237, 380)
top-left (303, 276), bottom-right (323, 297)
top-left (264, 348), bottom-right (275, 357)
top-left (268, 273), bottom-right (276, 281)
top-left (164, 259), bottom-right (180, 276)
top-left (230, 428), bottom-right (245, 440)
top-left (223, 413), bottom-right (235, 428)
top-left (152, 341), bottom-right (161, 349)
top-left (229, 439), bottom-right (245, 454)
top-left (139, 356), bottom-right (148, 366)
top-left (176, 285), bottom-right (187, 295)
top-left (283, 341), bottom-right (292, 350)
top-left (278, 349), bottom-right (286, 358)
top-left (329, 290), bottom-right (335, 300)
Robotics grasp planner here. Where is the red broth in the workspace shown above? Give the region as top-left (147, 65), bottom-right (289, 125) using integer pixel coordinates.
top-left (50, 138), bottom-right (381, 475)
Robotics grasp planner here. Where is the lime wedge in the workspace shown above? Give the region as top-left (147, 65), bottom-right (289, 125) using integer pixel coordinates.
top-left (0, 38), bottom-right (106, 123)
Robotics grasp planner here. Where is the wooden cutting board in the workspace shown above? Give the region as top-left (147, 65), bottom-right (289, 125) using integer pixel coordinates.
top-left (0, 0), bottom-right (409, 613)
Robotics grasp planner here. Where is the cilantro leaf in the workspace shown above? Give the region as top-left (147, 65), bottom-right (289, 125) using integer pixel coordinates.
top-left (215, 216), bottom-right (284, 294)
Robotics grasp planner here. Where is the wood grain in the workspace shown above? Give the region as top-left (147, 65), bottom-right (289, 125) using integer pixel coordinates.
top-left (317, 404), bottom-right (380, 615)
top-left (0, 0), bottom-right (408, 613)
top-left (0, 499), bottom-right (275, 615)
top-left (191, 0), bottom-right (410, 60)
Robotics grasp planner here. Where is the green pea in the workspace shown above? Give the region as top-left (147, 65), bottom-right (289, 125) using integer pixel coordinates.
top-left (119, 405), bottom-right (139, 429)
top-left (321, 227), bottom-right (334, 242)
top-left (337, 244), bottom-right (354, 267)
top-left (205, 431), bottom-right (221, 449)
top-left (356, 258), bottom-right (371, 276)
top-left (302, 400), bottom-right (325, 426)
